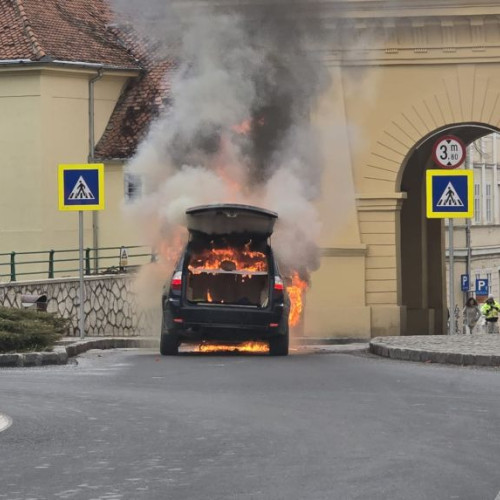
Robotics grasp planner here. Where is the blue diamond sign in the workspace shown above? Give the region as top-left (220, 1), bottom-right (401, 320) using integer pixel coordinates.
top-left (426, 169), bottom-right (474, 218)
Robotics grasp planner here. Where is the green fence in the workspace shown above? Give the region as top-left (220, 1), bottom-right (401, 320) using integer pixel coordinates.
top-left (0, 246), bottom-right (155, 282)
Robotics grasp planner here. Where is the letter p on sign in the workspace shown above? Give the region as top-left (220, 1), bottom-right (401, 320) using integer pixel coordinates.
top-left (476, 278), bottom-right (489, 296)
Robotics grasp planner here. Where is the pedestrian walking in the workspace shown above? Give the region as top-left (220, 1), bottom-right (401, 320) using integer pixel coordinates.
top-left (463, 297), bottom-right (481, 334)
top-left (480, 294), bottom-right (500, 334)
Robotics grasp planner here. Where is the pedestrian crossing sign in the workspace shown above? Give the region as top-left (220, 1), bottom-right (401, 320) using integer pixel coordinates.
top-left (58, 164), bottom-right (105, 211)
top-left (426, 169), bottom-right (473, 218)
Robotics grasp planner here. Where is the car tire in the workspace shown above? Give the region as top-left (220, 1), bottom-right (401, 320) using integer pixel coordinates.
top-left (269, 329), bottom-right (289, 356)
top-left (160, 332), bottom-right (180, 356)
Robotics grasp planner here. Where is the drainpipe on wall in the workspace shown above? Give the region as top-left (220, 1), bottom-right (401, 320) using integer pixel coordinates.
top-left (88, 68), bottom-right (104, 273)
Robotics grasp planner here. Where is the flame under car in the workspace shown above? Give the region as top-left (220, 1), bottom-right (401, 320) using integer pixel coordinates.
top-left (161, 204), bottom-right (290, 356)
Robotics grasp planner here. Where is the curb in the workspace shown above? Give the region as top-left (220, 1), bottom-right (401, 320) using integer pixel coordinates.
top-left (369, 339), bottom-right (500, 367)
top-left (0, 336), bottom-right (369, 368)
top-left (295, 337), bottom-right (368, 345)
top-left (0, 337), bottom-right (159, 368)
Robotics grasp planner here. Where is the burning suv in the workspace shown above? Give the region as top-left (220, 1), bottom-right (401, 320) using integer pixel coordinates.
top-left (161, 204), bottom-right (290, 356)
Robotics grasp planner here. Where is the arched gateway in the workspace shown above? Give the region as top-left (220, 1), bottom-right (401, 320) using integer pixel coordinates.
top-left (304, 1), bottom-right (500, 339)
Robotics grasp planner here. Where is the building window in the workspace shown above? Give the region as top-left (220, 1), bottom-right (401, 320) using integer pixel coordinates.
top-left (474, 183), bottom-right (481, 223)
top-left (125, 173), bottom-right (142, 201)
top-left (486, 183), bottom-right (492, 223)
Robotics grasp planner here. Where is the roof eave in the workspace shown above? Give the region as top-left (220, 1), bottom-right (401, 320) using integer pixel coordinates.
top-left (0, 59), bottom-right (141, 74)
top-left (94, 156), bottom-right (131, 163)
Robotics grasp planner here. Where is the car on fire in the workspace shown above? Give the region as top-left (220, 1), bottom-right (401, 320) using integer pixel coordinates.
top-left (161, 203), bottom-right (290, 356)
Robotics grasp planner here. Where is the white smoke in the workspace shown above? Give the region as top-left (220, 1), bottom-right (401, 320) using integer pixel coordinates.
top-left (114, 0), bottom-right (331, 284)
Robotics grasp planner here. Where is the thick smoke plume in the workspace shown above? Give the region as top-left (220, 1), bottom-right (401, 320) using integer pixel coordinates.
top-left (113, 0), bottom-right (331, 295)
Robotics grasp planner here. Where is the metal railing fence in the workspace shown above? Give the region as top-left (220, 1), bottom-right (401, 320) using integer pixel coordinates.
top-left (0, 245), bottom-right (154, 282)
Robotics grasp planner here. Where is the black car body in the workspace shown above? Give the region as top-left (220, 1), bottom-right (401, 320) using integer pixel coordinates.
top-left (161, 204), bottom-right (290, 355)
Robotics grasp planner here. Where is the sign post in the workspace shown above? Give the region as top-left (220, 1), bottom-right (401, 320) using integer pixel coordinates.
top-left (58, 164), bottom-right (105, 339)
top-left (430, 135), bottom-right (467, 334)
top-left (426, 169), bottom-right (473, 334)
top-left (448, 218), bottom-right (455, 333)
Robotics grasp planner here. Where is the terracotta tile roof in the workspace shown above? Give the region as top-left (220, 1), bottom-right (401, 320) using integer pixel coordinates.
top-left (0, 0), bottom-right (172, 160)
top-left (0, 0), bottom-right (139, 68)
top-left (95, 28), bottom-right (175, 160)
top-left (0, 0), bottom-right (34, 59)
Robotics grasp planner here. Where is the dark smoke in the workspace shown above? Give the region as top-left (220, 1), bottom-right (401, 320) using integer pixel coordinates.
top-left (113, 0), bottom-right (331, 288)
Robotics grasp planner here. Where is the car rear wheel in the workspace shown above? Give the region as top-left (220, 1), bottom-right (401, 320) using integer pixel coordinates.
top-left (269, 331), bottom-right (289, 356)
top-left (160, 333), bottom-right (180, 355)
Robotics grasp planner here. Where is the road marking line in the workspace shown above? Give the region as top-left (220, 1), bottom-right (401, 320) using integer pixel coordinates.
top-left (0, 413), bottom-right (12, 433)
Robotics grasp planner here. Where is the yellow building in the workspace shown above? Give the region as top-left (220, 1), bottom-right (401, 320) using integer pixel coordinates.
top-left (0, 0), bottom-right (146, 272)
top-left (2, 0), bottom-right (500, 339)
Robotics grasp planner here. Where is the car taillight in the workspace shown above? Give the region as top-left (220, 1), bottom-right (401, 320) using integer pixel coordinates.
top-left (274, 276), bottom-right (284, 291)
top-left (171, 271), bottom-right (182, 291)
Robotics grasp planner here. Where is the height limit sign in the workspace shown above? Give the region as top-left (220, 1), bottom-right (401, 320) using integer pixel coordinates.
top-left (432, 135), bottom-right (466, 169)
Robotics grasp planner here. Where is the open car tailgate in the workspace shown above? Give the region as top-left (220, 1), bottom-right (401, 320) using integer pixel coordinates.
top-left (186, 204), bottom-right (277, 237)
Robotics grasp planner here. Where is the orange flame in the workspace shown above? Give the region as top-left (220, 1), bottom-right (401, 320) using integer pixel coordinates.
top-left (232, 119), bottom-right (252, 135)
top-left (207, 290), bottom-right (213, 302)
top-left (198, 341), bottom-right (269, 353)
top-left (156, 232), bottom-right (185, 264)
top-left (287, 272), bottom-right (308, 327)
top-left (231, 117), bottom-right (265, 135)
top-left (188, 247), bottom-right (268, 273)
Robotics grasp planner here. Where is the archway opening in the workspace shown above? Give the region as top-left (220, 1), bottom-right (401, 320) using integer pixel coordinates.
top-left (399, 123), bottom-right (500, 335)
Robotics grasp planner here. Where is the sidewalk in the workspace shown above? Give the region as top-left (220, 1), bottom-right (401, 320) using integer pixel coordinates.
top-left (0, 337), bottom-right (159, 368)
top-left (369, 334), bottom-right (500, 367)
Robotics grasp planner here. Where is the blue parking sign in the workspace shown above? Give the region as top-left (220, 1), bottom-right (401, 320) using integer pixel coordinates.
top-left (476, 278), bottom-right (489, 296)
top-left (461, 274), bottom-right (469, 292)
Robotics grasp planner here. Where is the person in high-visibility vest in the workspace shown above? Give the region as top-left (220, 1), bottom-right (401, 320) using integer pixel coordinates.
top-left (481, 294), bottom-right (500, 334)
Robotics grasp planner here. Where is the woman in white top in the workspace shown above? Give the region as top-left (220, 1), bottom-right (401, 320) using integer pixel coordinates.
top-left (463, 297), bottom-right (481, 334)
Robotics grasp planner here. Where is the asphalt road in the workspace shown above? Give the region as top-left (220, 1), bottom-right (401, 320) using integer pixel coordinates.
top-left (1, 347), bottom-right (500, 500)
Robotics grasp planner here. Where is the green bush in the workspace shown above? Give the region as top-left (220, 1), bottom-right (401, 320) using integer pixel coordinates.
top-left (0, 306), bottom-right (69, 353)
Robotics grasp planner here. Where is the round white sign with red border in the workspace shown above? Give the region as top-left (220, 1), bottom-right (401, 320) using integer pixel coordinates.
top-left (432, 135), bottom-right (466, 169)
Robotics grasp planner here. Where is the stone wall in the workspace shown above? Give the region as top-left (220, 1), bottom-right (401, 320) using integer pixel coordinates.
top-left (0, 275), bottom-right (160, 336)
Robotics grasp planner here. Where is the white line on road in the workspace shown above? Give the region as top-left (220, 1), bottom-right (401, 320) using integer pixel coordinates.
top-left (0, 413), bottom-right (12, 433)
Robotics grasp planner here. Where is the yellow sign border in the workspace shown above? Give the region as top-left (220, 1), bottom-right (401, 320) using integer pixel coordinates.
top-left (58, 164), bottom-right (105, 211)
top-left (426, 169), bottom-right (474, 219)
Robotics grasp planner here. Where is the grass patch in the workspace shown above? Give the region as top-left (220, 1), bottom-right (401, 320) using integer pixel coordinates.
top-left (0, 306), bottom-right (69, 353)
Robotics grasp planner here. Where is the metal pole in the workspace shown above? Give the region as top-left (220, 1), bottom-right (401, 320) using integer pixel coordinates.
top-left (89, 68), bottom-right (103, 274)
top-left (449, 218), bottom-right (455, 335)
top-left (10, 251), bottom-right (16, 282)
top-left (463, 161), bottom-right (471, 326)
top-left (79, 211), bottom-right (85, 339)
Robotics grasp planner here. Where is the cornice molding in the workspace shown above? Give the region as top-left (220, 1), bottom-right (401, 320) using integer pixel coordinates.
top-left (321, 14), bottom-right (500, 64)
top-left (204, 0), bottom-right (500, 18)
top-left (182, 1), bottom-right (500, 63)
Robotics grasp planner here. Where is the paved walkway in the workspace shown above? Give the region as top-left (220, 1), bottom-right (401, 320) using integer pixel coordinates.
top-left (370, 334), bottom-right (500, 367)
